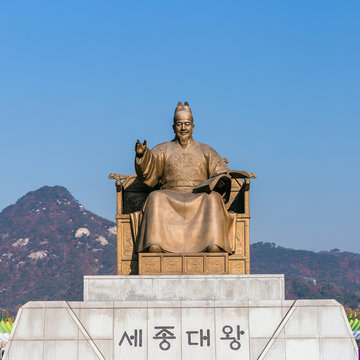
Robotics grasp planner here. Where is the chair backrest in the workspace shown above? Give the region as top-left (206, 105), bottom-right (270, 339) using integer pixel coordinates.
top-left (123, 179), bottom-right (152, 214)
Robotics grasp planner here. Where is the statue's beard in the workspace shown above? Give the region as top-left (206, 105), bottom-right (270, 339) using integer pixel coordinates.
top-left (176, 132), bottom-right (192, 145)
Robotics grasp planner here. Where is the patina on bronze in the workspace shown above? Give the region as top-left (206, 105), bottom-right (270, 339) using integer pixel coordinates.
top-left (132, 101), bottom-right (252, 255)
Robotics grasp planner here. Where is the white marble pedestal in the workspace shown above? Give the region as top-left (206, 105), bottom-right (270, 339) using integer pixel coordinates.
top-left (84, 274), bottom-right (285, 302)
top-left (4, 275), bottom-right (358, 360)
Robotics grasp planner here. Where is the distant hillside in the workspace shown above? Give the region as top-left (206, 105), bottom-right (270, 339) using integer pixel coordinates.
top-left (251, 242), bottom-right (360, 309)
top-left (0, 186), bottom-right (359, 316)
top-left (0, 186), bottom-right (117, 315)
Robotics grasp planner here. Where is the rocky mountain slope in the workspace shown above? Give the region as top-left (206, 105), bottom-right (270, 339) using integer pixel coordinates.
top-left (0, 186), bottom-right (359, 316)
top-left (0, 186), bottom-right (116, 315)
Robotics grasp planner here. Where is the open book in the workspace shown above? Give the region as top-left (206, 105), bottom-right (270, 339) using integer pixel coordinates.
top-left (193, 170), bottom-right (253, 194)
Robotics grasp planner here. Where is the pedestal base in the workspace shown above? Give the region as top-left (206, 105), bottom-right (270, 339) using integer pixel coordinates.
top-left (4, 275), bottom-right (358, 360)
top-left (5, 299), bottom-right (357, 360)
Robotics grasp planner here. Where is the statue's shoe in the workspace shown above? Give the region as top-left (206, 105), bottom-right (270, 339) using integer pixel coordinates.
top-left (206, 245), bottom-right (221, 253)
top-left (148, 245), bottom-right (162, 253)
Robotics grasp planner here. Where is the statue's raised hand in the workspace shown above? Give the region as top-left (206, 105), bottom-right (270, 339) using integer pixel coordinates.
top-left (135, 139), bottom-right (147, 157)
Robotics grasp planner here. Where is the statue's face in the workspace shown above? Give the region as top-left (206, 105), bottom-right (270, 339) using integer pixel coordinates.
top-left (173, 113), bottom-right (194, 142)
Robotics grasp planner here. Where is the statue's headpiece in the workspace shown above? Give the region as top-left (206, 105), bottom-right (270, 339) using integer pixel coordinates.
top-left (173, 101), bottom-right (193, 122)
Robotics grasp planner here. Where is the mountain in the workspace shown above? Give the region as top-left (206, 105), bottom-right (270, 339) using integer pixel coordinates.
top-left (251, 242), bottom-right (360, 309)
top-left (0, 186), bottom-right (359, 316)
top-left (0, 186), bottom-right (117, 315)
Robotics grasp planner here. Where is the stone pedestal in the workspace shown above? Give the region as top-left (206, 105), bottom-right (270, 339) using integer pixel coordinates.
top-left (4, 275), bottom-right (358, 360)
top-left (84, 274), bottom-right (285, 302)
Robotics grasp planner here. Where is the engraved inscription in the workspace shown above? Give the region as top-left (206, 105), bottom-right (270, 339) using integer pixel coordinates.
top-left (117, 324), bottom-right (247, 353)
top-left (153, 326), bottom-right (176, 351)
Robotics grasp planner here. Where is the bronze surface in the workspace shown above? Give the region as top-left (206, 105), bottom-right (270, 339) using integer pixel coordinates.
top-left (138, 253), bottom-right (229, 275)
top-left (134, 101), bottom-right (254, 255)
top-left (109, 101), bottom-right (255, 275)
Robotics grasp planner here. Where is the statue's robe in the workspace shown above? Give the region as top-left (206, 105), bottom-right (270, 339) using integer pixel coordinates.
top-left (133, 138), bottom-right (236, 253)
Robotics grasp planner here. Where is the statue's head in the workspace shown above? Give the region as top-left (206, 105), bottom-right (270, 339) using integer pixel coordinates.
top-left (173, 101), bottom-right (195, 143)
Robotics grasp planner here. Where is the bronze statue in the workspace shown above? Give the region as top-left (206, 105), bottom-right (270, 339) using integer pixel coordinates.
top-left (132, 101), bottom-right (253, 255)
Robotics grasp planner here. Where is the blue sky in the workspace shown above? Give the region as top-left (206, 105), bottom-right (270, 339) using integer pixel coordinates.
top-left (1, 1), bottom-right (359, 252)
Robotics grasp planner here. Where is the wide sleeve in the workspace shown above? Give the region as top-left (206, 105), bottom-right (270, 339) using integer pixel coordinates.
top-left (192, 145), bottom-right (232, 202)
top-left (206, 146), bottom-right (229, 178)
top-left (135, 145), bottom-right (165, 188)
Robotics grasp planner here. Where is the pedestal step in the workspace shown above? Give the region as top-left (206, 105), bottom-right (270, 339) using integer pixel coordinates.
top-left (83, 274), bottom-right (285, 302)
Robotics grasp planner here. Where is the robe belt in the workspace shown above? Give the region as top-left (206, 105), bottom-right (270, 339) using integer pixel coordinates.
top-left (162, 180), bottom-right (203, 188)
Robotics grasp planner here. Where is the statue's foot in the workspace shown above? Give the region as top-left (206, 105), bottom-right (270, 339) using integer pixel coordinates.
top-left (148, 245), bottom-right (162, 253)
top-left (206, 245), bottom-right (221, 253)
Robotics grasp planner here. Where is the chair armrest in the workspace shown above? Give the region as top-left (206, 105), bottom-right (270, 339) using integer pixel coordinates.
top-left (227, 172), bottom-right (256, 214)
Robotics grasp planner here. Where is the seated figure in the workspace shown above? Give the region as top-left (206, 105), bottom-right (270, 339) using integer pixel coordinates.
top-left (133, 101), bottom-right (250, 254)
